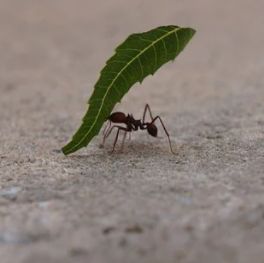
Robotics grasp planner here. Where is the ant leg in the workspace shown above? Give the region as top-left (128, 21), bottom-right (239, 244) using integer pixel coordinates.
top-left (120, 131), bottom-right (128, 151)
top-left (103, 125), bottom-right (121, 143)
top-left (151, 116), bottom-right (175, 154)
top-left (102, 125), bottom-right (128, 152)
top-left (111, 128), bottom-right (120, 153)
top-left (111, 126), bottom-right (128, 153)
top-left (142, 104), bottom-right (154, 123)
top-left (101, 121), bottom-right (112, 147)
top-left (103, 120), bottom-right (111, 135)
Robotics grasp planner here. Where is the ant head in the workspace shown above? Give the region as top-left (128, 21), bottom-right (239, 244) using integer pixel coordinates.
top-left (147, 123), bottom-right (158, 137)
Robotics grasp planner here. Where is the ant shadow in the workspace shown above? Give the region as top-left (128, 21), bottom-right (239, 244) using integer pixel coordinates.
top-left (65, 139), bottom-right (182, 164)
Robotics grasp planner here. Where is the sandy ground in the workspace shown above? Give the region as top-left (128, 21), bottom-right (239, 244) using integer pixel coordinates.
top-left (1, 0), bottom-right (264, 262)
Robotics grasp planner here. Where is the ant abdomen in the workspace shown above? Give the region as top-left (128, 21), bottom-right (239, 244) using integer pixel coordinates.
top-left (109, 112), bottom-right (127, 123)
top-left (147, 123), bottom-right (158, 137)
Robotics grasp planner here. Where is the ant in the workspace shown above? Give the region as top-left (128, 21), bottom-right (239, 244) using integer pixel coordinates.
top-left (101, 104), bottom-right (175, 154)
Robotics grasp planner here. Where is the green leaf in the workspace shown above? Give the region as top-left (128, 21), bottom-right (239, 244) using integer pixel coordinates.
top-left (62, 25), bottom-right (196, 155)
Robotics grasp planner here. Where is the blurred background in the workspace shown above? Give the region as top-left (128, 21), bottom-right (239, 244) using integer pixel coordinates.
top-left (1, 0), bottom-right (263, 118)
top-left (0, 1), bottom-right (264, 263)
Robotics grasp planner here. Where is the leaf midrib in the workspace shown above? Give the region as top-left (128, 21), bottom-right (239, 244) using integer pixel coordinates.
top-left (67, 27), bottom-right (180, 153)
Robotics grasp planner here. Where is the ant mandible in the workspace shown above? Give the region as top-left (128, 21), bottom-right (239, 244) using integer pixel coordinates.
top-left (101, 104), bottom-right (175, 154)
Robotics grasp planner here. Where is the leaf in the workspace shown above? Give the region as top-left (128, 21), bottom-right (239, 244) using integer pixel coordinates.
top-left (62, 25), bottom-right (196, 155)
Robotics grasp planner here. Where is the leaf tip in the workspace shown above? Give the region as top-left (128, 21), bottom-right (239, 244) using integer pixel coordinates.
top-left (61, 145), bottom-right (70, 155)
top-left (188, 27), bottom-right (196, 38)
top-left (61, 140), bottom-right (79, 156)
